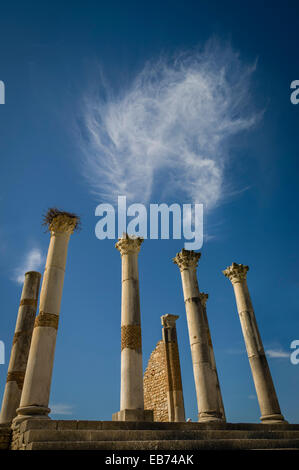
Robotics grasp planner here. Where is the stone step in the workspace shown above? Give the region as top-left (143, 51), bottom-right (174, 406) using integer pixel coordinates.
top-left (19, 419), bottom-right (299, 432)
top-left (27, 439), bottom-right (299, 451)
top-left (23, 429), bottom-right (299, 444)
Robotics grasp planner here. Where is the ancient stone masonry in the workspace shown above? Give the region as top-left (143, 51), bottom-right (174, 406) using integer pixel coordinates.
top-left (0, 271), bottom-right (41, 424)
top-left (144, 340), bottom-right (169, 422)
top-left (113, 234), bottom-right (153, 422)
top-left (223, 263), bottom-right (287, 424)
top-left (13, 210), bottom-right (79, 425)
top-left (1, 208), bottom-right (295, 450)
top-left (173, 249), bottom-right (224, 423)
top-left (144, 315), bottom-right (185, 422)
top-left (161, 314), bottom-right (185, 422)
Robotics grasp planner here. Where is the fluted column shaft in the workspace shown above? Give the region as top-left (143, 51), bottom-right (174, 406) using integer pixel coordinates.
top-left (113, 235), bottom-right (153, 422)
top-left (161, 314), bottom-right (185, 422)
top-left (223, 263), bottom-right (286, 424)
top-left (14, 213), bottom-right (78, 423)
top-left (0, 271), bottom-right (41, 423)
top-left (199, 293), bottom-right (226, 421)
top-left (174, 249), bottom-right (223, 422)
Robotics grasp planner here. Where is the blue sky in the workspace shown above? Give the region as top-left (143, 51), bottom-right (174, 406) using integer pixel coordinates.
top-left (0, 0), bottom-right (299, 423)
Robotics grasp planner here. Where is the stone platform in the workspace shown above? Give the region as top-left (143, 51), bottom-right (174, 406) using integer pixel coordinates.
top-left (4, 419), bottom-right (299, 450)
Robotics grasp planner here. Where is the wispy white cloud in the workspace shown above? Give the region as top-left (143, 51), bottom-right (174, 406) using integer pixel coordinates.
top-left (248, 394), bottom-right (257, 400)
top-left (80, 39), bottom-right (259, 209)
top-left (13, 248), bottom-right (44, 284)
top-left (49, 404), bottom-right (74, 416)
top-left (266, 349), bottom-right (290, 359)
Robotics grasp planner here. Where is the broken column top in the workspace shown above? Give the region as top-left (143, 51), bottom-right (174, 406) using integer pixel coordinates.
top-left (161, 314), bottom-right (179, 328)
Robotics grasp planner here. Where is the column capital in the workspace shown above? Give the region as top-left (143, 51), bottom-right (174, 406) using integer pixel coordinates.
top-left (223, 262), bottom-right (249, 284)
top-left (199, 292), bottom-right (209, 308)
top-left (173, 249), bottom-right (201, 271)
top-left (115, 233), bottom-right (143, 255)
top-left (161, 314), bottom-right (179, 328)
top-left (43, 208), bottom-right (80, 235)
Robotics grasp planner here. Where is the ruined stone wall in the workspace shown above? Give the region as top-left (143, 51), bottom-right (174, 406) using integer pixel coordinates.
top-left (144, 340), bottom-right (169, 422)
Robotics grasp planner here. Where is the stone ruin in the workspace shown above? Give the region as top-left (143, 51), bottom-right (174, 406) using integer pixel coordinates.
top-left (0, 209), bottom-right (298, 451)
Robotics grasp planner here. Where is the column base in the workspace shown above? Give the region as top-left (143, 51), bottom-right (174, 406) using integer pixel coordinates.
top-left (198, 411), bottom-right (225, 423)
top-left (12, 406), bottom-right (51, 427)
top-left (112, 409), bottom-right (154, 422)
top-left (260, 413), bottom-right (288, 424)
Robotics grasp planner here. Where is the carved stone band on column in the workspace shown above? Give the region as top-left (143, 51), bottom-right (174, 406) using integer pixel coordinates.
top-left (34, 312), bottom-right (59, 330)
top-left (121, 325), bottom-right (142, 352)
top-left (19, 299), bottom-right (38, 308)
top-left (223, 262), bottom-right (249, 284)
top-left (115, 234), bottom-right (143, 255)
top-left (6, 372), bottom-right (25, 390)
top-left (12, 331), bottom-right (32, 345)
top-left (173, 249), bottom-right (201, 271)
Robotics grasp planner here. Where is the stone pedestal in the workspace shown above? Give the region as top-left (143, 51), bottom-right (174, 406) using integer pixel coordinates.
top-left (199, 293), bottom-right (226, 421)
top-left (114, 234), bottom-right (153, 422)
top-left (14, 211), bottom-right (78, 425)
top-left (161, 314), bottom-right (185, 422)
top-left (223, 262), bottom-right (287, 424)
top-left (173, 249), bottom-right (223, 422)
top-left (0, 271), bottom-right (41, 424)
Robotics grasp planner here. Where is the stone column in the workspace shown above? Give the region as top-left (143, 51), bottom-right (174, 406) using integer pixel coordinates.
top-left (161, 314), bottom-right (185, 422)
top-left (14, 210), bottom-right (78, 424)
top-left (0, 271), bottom-right (41, 424)
top-left (223, 262), bottom-right (287, 424)
top-left (173, 249), bottom-right (223, 422)
top-left (113, 234), bottom-right (153, 422)
top-left (198, 293), bottom-right (226, 421)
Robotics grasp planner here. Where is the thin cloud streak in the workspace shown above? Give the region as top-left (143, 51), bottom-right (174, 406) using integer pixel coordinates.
top-left (266, 349), bottom-right (290, 359)
top-left (49, 404), bottom-right (74, 416)
top-left (80, 39), bottom-right (259, 209)
top-left (13, 248), bottom-right (44, 284)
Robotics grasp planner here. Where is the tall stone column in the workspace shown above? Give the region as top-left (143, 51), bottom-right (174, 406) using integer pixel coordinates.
top-left (198, 293), bottom-right (226, 421)
top-left (113, 234), bottom-right (153, 422)
top-left (173, 249), bottom-right (223, 422)
top-left (14, 210), bottom-right (79, 424)
top-left (223, 262), bottom-right (287, 424)
top-left (161, 314), bottom-right (185, 422)
top-left (0, 271), bottom-right (41, 424)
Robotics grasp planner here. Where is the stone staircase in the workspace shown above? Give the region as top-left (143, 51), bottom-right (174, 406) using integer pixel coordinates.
top-left (10, 419), bottom-right (299, 450)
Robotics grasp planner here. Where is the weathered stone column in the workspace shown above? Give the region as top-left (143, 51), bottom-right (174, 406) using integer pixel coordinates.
top-left (223, 262), bottom-right (287, 424)
top-left (161, 314), bottom-right (185, 422)
top-left (0, 271), bottom-right (41, 424)
top-left (113, 234), bottom-right (153, 422)
top-left (14, 210), bottom-right (79, 424)
top-left (173, 249), bottom-right (223, 422)
top-left (198, 293), bottom-right (226, 421)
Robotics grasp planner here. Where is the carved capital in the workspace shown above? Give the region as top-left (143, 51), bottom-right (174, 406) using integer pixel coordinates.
top-left (173, 249), bottom-right (201, 271)
top-left (199, 292), bottom-right (209, 308)
top-left (115, 234), bottom-right (143, 255)
top-left (49, 214), bottom-right (78, 235)
top-left (161, 314), bottom-right (179, 328)
top-left (223, 262), bottom-right (249, 284)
